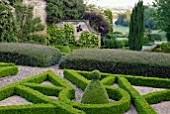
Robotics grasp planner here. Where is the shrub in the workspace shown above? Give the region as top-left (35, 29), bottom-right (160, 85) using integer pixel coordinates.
top-left (77, 31), bottom-right (99, 48)
top-left (160, 43), bottom-right (170, 53)
top-left (59, 49), bottom-right (170, 78)
top-left (148, 33), bottom-right (162, 41)
top-left (64, 23), bottom-right (76, 45)
top-left (0, 1), bottom-right (17, 42)
top-left (47, 24), bottom-right (65, 45)
top-left (46, 0), bottom-right (85, 23)
top-left (61, 46), bottom-right (71, 56)
top-left (0, 43), bottom-right (62, 67)
top-left (14, 3), bottom-right (45, 43)
top-left (62, 69), bottom-right (131, 114)
top-left (22, 34), bottom-right (47, 44)
top-left (81, 70), bottom-right (109, 104)
top-left (0, 62), bottom-right (18, 78)
top-left (118, 77), bottom-right (156, 114)
top-left (0, 70), bottom-right (85, 114)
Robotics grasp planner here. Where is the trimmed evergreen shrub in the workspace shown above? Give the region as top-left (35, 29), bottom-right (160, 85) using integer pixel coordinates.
top-left (59, 49), bottom-right (170, 78)
top-left (0, 62), bottom-right (18, 78)
top-left (0, 43), bottom-right (62, 67)
top-left (81, 70), bottom-right (109, 104)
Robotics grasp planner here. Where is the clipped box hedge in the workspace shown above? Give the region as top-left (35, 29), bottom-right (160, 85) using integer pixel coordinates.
top-left (59, 49), bottom-right (170, 78)
top-left (0, 70), bottom-right (85, 114)
top-left (0, 43), bottom-right (62, 67)
top-left (0, 62), bottom-right (18, 78)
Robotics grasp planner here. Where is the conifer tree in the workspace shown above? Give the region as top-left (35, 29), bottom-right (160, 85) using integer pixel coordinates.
top-left (129, 0), bottom-right (144, 50)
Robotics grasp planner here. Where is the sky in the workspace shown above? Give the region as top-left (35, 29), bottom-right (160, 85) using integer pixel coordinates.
top-left (87, 0), bottom-right (154, 7)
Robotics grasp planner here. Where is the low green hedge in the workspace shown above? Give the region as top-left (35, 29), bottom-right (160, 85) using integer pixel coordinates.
top-left (118, 77), bottom-right (157, 114)
top-left (0, 104), bottom-right (57, 114)
top-left (59, 49), bottom-right (170, 78)
top-left (0, 70), bottom-right (85, 114)
top-left (144, 89), bottom-right (170, 104)
top-left (0, 62), bottom-right (18, 78)
top-left (62, 69), bottom-right (131, 114)
top-left (0, 43), bottom-right (62, 67)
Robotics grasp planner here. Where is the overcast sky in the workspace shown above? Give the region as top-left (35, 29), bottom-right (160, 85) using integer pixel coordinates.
top-left (87, 0), bottom-right (154, 7)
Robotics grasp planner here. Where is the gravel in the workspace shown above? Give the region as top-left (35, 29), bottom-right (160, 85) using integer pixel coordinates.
top-left (0, 65), bottom-right (170, 114)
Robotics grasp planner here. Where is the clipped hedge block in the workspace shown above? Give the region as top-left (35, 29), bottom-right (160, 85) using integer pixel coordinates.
top-left (59, 49), bottom-right (170, 78)
top-left (0, 43), bottom-right (62, 67)
top-left (0, 62), bottom-right (18, 78)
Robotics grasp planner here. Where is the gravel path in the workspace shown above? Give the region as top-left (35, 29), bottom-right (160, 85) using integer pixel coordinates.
top-left (0, 65), bottom-right (170, 114)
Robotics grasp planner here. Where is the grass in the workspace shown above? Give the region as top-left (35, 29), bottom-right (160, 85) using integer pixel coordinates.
top-left (113, 25), bottom-right (129, 35)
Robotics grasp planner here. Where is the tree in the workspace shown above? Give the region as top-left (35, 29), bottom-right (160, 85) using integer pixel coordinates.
top-left (0, 0), bottom-right (17, 42)
top-left (153, 0), bottom-right (170, 41)
top-left (104, 9), bottom-right (113, 35)
top-left (129, 0), bottom-right (144, 50)
top-left (144, 6), bottom-right (157, 30)
top-left (84, 5), bottom-right (110, 36)
top-left (62, 0), bottom-right (86, 20)
top-left (14, 3), bottom-right (45, 42)
top-left (46, 0), bottom-right (86, 23)
top-left (115, 10), bottom-right (131, 27)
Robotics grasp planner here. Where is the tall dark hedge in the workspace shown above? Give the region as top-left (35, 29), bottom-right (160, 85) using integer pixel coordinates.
top-left (129, 1), bottom-right (144, 50)
top-left (46, 0), bottom-right (86, 23)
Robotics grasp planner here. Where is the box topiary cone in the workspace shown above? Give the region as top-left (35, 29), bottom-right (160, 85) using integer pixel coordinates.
top-left (81, 70), bottom-right (109, 104)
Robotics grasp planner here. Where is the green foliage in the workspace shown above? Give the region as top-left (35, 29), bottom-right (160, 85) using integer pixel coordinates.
top-left (62, 0), bottom-right (86, 20)
top-left (0, 0), bottom-right (17, 42)
top-left (77, 31), bottom-right (99, 48)
top-left (0, 62), bottom-right (18, 78)
top-left (91, 70), bottom-right (101, 79)
top-left (148, 33), bottom-right (162, 41)
top-left (144, 90), bottom-right (170, 104)
top-left (129, 1), bottom-right (144, 50)
top-left (115, 9), bottom-right (131, 26)
top-left (62, 46), bottom-right (71, 56)
top-left (7, 0), bottom-right (23, 6)
top-left (0, 43), bottom-right (62, 67)
top-left (153, 0), bottom-right (170, 41)
top-left (102, 37), bottom-right (125, 48)
top-left (64, 23), bottom-right (76, 44)
top-left (0, 104), bottom-right (57, 114)
top-left (25, 34), bottom-right (48, 44)
top-left (46, 0), bottom-right (63, 23)
top-left (160, 43), bottom-right (170, 53)
top-left (14, 3), bottom-right (46, 43)
top-left (47, 24), bottom-right (65, 45)
top-left (81, 70), bottom-right (109, 104)
top-left (0, 70), bottom-right (85, 114)
top-left (63, 69), bottom-right (131, 114)
top-left (104, 10), bottom-right (113, 35)
top-left (144, 6), bottom-right (157, 30)
top-left (118, 77), bottom-right (157, 114)
top-left (59, 49), bottom-right (170, 78)
top-left (46, 0), bottom-right (86, 23)
top-left (84, 8), bottom-right (110, 36)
